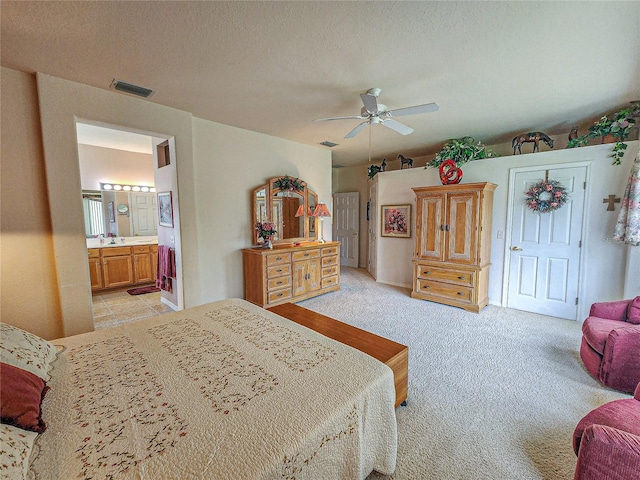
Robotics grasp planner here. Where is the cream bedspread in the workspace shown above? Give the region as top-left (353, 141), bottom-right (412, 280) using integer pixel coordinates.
top-left (29, 298), bottom-right (397, 479)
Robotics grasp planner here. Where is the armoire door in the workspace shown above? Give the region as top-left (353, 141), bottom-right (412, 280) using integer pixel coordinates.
top-left (416, 194), bottom-right (444, 260)
top-left (444, 191), bottom-right (478, 265)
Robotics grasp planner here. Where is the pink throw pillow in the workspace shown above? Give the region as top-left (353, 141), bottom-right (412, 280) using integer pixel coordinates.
top-left (0, 362), bottom-right (49, 433)
top-left (627, 296), bottom-right (640, 325)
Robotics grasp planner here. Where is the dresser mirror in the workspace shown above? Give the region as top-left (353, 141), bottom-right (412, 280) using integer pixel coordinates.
top-left (252, 176), bottom-right (318, 244)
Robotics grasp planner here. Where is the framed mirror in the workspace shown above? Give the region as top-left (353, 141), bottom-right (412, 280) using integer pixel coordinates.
top-left (251, 176), bottom-right (318, 244)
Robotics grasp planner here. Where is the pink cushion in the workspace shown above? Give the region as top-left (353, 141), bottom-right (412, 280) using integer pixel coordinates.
top-left (0, 362), bottom-right (49, 433)
top-left (573, 397), bottom-right (640, 455)
top-left (582, 317), bottom-right (629, 355)
top-left (627, 297), bottom-right (640, 325)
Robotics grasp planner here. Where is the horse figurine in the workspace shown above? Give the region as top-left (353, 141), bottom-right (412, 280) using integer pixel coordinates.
top-left (512, 132), bottom-right (554, 154)
top-left (568, 126), bottom-right (579, 142)
top-left (398, 154), bottom-right (413, 168)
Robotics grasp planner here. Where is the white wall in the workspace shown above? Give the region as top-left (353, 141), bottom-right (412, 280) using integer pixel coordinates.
top-left (78, 144), bottom-right (154, 190)
top-left (372, 141), bottom-right (639, 320)
top-left (191, 117), bottom-right (332, 303)
top-left (34, 72), bottom-right (331, 335)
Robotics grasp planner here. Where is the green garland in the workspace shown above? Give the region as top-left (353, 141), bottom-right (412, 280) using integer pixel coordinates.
top-left (272, 176), bottom-right (304, 193)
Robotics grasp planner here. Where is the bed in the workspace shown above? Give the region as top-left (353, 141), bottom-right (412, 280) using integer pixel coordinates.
top-left (1, 298), bottom-right (397, 479)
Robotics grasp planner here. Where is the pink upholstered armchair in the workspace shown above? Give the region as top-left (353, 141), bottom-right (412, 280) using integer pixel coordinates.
top-left (579, 297), bottom-right (640, 394)
top-left (573, 382), bottom-right (640, 480)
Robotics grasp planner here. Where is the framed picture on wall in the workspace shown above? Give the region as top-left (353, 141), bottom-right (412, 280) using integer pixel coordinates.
top-left (381, 204), bottom-right (411, 238)
top-left (158, 191), bottom-right (174, 227)
top-left (107, 202), bottom-right (115, 223)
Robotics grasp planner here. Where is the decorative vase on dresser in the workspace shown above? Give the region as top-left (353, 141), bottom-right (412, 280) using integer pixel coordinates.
top-left (411, 182), bottom-right (497, 313)
top-left (243, 242), bottom-right (340, 307)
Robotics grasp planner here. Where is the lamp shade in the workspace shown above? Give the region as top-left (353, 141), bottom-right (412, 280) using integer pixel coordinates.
top-left (313, 203), bottom-right (331, 217)
top-left (295, 205), bottom-right (305, 217)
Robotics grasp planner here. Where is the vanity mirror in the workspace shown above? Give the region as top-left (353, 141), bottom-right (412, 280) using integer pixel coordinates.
top-left (252, 176), bottom-right (318, 244)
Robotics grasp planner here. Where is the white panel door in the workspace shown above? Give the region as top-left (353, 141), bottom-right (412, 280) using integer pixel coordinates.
top-left (333, 192), bottom-right (359, 267)
top-left (131, 192), bottom-right (158, 236)
top-left (507, 166), bottom-right (586, 319)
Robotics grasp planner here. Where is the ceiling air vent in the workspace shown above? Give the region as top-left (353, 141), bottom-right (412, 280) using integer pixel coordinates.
top-left (320, 141), bottom-right (338, 148)
top-left (110, 79), bottom-right (155, 98)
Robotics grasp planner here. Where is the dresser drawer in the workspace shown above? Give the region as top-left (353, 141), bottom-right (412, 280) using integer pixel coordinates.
top-left (268, 288), bottom-right (292, 304)
top-left (267, 264), bottom-right (292, 278)
top-left (321, 246), bottom-right (339, 256)
top-left (266, 252), bottom-right (292, 266)
top-left (292, 249), bottom-right (320, 261)
top-left (88, 248), bottom-right (100, 259)
top-left (267, 275), bottom-right (291, 291)
top-left (322, 275), bottom-right (339, 288)
top-left (416, 265), bottom-right (475, 287)
top-left (321, 255), bottom-right (338, 267)
top-left (321, 265), bottom-right (338, 277)
top-left (416, 279), bottom-right (473, 302)
top-left (132, 245), bottom-right (150, 254)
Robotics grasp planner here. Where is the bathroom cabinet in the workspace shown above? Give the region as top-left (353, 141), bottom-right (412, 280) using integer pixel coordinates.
top-left (88, 244), bottom-right (158, 292)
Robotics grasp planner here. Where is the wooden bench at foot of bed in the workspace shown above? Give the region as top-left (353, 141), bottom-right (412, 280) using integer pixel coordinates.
top-left (268, 303), bottom-right (408, 408)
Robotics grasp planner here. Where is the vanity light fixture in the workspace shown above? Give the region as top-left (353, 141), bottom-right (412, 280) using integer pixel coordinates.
top-left (100, 182), bottom-right (156, 193)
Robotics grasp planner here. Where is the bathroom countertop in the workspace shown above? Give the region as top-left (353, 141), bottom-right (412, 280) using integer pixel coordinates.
top-left (87, 237), bottom-right (158, 249)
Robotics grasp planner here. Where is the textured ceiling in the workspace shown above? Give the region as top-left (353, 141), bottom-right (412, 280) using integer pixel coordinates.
top-left (2, 1), bottom-right (639, 167)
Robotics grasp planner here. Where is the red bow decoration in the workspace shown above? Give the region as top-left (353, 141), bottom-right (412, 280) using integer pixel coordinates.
top-left (438, 159), bottom-right (463, 185)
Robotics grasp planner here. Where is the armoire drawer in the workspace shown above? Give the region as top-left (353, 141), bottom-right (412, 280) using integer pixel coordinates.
top-left (415, 279), bottom-right (473, 303)
top-left (416, 265), bottom-right (475, 287)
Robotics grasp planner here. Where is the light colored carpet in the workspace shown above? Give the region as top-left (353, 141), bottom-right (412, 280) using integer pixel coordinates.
top-left (298, 267), bottom-right (629, 480)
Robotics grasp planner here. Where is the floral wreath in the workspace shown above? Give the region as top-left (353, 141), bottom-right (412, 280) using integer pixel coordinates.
top-left (524, 179), bottom-right (569, 214)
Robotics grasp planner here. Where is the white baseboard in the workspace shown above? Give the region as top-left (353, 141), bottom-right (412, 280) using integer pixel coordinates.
top-left (161, 297), bottom-right (179, 311)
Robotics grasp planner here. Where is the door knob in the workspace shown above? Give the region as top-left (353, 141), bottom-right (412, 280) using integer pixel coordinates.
top-left (511, 246), bottom-right (523, 251)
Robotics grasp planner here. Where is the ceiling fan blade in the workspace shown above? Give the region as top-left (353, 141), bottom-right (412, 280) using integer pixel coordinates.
top-left (313, 115), bottom-right (364, 123)
top-left (382, 119), bottom-right (414, 135)
top-left (360, 93), bottom-right (379, 113)
top-left (344, 121), bottom-right (369, 139)
top-left (386, 102), bottom-right (440, 117)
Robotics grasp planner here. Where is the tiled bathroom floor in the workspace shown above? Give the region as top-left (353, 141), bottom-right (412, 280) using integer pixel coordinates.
top-left (92, 288), bottom-right (174, 330)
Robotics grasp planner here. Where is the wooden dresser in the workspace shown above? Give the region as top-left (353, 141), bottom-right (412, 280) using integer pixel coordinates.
top-left (411, 182), bottom-right (496, 313)
top-left (243, 242), bottom-right (340, 307)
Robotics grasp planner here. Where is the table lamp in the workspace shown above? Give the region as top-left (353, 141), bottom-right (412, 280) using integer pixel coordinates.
top-left (312, 203), bottom-right (331, 243)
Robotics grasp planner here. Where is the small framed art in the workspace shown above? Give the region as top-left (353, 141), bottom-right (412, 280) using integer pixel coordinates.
top-left (158, 191), bottom-right (174, 227)
top-left (381, 204), bottom-right (411, 238)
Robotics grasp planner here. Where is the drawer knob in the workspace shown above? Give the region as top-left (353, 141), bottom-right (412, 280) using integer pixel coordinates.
top-left (457, 292), bottom-right (464, 296)
top-left (425, 271), bottom-right (431, 275)
top-left (458, 276), bottom-right (465, 280)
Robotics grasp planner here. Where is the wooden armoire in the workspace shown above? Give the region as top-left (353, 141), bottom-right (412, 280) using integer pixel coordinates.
top-left (411, 182), bottom-right (497, 313)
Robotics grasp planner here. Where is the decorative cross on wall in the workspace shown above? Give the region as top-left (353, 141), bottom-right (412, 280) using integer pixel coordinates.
top-left (603, 195), bottom-right (621, 211)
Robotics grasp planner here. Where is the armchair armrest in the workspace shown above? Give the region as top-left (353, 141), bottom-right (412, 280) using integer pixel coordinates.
top-left (590, 299), bottom-right (631, 321)
top-left (574, 425), bottom-right (640, 480)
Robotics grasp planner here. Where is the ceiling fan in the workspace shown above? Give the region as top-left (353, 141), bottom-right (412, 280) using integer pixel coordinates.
top-left (313, 88), bottom-right (439, 139)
